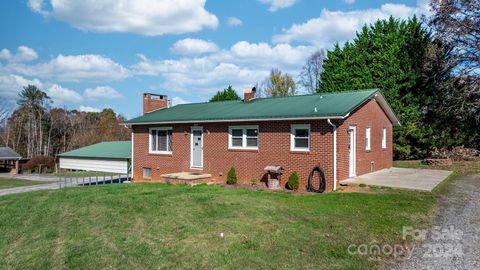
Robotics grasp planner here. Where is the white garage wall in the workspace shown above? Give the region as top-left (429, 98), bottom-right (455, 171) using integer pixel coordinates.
top-left (59, 158), bottom-right (128, 174)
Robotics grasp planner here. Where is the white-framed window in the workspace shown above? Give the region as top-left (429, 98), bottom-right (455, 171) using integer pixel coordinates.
top-left (365, 127), bottom-right (371, 150)
top-left (382, 128), bottom-right (387, 149)
top-left (228, 126), bottom-right (259, 149)
top-left (291, 124), bottom-right (310, 151)
top-left (149, 127), bottom-right (173, 154)
top-left (143, 167), bottom-right (151, 178)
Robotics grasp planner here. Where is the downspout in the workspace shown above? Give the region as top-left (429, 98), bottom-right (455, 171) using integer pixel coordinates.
top-left (327, 119), bottom-right (337, 191)
top-left (131, 129), bottom-right (134, 181)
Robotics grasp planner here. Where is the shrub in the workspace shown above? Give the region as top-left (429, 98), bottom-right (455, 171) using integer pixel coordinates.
top-left (23, 156), bottom-right (55, 173)
top-left (287, 171), bottom-right (299, 190)
top-left (250, 179), bottom-right (258, 186)
top-left (226, 167), bottom-right (237, 185)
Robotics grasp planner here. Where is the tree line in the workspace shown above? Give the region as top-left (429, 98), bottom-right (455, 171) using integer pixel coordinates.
top-left (210, 0), bottom-right (479, 159)
top-left (0, 85), bottom-right (130, 158)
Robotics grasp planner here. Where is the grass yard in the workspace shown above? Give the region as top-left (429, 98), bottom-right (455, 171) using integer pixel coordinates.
top-left (0, 183), bottom-right (434, 269)
top-left (0, 178), bottom-right (53, 189)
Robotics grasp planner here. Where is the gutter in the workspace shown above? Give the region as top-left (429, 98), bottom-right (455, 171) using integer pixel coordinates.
top-left (125, 115), bottom-right (345, 126)
top-left (131, 131), bottom-right (134, 180)
top-left (327, 119), bottom-right (337, 191)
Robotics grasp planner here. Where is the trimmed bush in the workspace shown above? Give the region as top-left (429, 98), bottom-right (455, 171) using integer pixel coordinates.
top-left (287, 171), bottom-right (299, 190)
top-left (23, 156), bottom-right (55, 173)
top-left (226, 167), bottom-right (237, 185)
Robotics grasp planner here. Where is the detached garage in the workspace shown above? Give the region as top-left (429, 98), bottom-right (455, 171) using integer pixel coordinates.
top-left (58, 141), bottom-right (131, 182)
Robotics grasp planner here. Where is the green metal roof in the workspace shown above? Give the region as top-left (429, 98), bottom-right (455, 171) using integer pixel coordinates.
top-left (58, 141), bottom-right (131, 160)
top-left (126, 89), bottom-right (399, 125)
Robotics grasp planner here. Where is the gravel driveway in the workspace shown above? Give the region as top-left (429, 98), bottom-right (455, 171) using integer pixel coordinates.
top-left (388, 174), bottom-right (480, 269)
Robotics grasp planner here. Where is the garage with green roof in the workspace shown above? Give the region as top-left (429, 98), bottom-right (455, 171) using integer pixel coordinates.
top-left (58, 141), bottom-right (131, 178)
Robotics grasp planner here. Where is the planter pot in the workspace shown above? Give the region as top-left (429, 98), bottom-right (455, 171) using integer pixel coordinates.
top-left (268, 178), bottom-right (280, 190)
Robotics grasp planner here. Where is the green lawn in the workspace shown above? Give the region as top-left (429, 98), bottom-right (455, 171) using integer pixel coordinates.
top-left (0, 178), bottom-right (53, 189)
top-left (0, 183), bottom-right (434, 269)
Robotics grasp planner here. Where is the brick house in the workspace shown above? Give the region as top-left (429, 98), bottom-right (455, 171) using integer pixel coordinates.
top-left (125, 89), bottom-right (400, 192)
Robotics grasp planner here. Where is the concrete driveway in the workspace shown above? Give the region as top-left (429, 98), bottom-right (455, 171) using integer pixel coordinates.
top-left (340, 167), bottom-right (453, 191)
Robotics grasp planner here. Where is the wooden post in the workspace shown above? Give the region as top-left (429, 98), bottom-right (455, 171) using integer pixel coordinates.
top-left (14, 160), bottom-right (19, 175)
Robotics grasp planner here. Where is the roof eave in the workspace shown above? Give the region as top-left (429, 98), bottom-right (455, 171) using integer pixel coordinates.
top-left (373, 91), bottom-right (401, 126)
top-left (58, 155), bottom-right (130, 160)
top-left (124, 115), bottom-right (346, 126)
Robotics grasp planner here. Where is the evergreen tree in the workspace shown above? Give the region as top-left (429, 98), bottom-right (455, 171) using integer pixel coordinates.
top-left (209, 86), bottom-right (240, 102)
top-left (318, 16), bottom-right (434, 159)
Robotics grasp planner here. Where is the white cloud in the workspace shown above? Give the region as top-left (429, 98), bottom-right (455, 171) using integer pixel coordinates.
top-left (134, 41), bottom-right (314, 95)
top-left (27, 0), bottom-right (48, 15)
top-left (0, 46), bottom-right (38, 62)
top-left (273, 2), bottom-right (427, 47)
top-left (258, 0), bottom-right (297, 12)
top-left (0, 74), bottom-right (43, 99)
top-left (0, 49), bottom-right (12, 61)
top-left (171, 38), bottom-right (219, 55)
top-left (10, 54), bottom-right (129, 82)
top-left (28, 0), bottom-right (218, 36)
top-left (227, 41), bottom-right (313, 67)
top-left (344, 0), bottom-right (355, 4)
top-left (0, 74), bottom-right (82, 105)
top-left (46, 84), bottom-right (83, 103)
top-left (16, 46), bottom-right (38, 62)
top-left (78, 105), bottom-right (101, 112)
top-left (226, 17), bottom-right (242, 27)
top-left (171, 96), bottom-right (189, 106)
top-left (84, 86), bottom-right (123, 100)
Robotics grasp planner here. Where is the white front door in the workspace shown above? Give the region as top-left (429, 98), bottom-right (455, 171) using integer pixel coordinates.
top-left (348, 126), bottom-right (356, 177)
top-left (191, 127), bottom-right (203, 168)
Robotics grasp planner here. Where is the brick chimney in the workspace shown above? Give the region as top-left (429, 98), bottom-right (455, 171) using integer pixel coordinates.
top-left (143, 93), bottom-right (168, 114)
top-left (243, 87), bottom-right (256, 102)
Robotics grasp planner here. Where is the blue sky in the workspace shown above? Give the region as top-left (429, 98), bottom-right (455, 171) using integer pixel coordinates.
top-left (0, 0), bottom-right (428, 119)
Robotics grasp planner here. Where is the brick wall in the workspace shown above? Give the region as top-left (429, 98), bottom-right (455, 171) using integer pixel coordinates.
top-left (143, 94), bottom-right (168, 114)
top-left (336, 99), bottom-right (393, 181)
top-left (132, 120), bottom-right (335, 191)
top-left (132, 98), bottom-right (394, 192)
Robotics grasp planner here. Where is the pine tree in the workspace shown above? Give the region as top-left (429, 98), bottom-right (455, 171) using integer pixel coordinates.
top-left (318, 16), bottom-right (434, 159)
top-left (209, 86), bottom-right (240, 102)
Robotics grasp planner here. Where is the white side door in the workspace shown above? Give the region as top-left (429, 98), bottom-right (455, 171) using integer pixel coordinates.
top-left (348, 126), bottom-right (356, 177)
top-left (190, 127), bottom-right (203, 168)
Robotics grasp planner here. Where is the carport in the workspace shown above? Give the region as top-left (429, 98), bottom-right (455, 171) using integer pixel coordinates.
top-left (0, 147), bottom-right (21, 174)
top-left (58, 141), bottom-right (131, 187)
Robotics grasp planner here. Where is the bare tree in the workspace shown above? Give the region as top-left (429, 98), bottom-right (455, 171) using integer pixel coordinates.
top-left (427, 0), bottom-right (480, 123)
top-left (0, 100), bottom-right (10, 146)
top-left (263, 68), bottom-right (297, 97)
top-left (299, 50), bottom-right (326, 93)
top-left (428, 0), bottom-right (480, 77)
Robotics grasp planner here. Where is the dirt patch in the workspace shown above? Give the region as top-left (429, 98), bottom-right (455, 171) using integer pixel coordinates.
top-left (217, 182), bottom-right (390, 194)
top-left (337, 184), bottom-right (390, 193)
